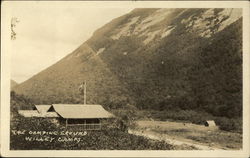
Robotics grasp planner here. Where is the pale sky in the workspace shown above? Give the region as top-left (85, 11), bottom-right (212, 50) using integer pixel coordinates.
top-left (8, 2), bottom-right (134, 83)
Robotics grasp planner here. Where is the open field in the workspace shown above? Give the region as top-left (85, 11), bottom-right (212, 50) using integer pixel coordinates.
top-left (131, 120), bottom-right (242, 150)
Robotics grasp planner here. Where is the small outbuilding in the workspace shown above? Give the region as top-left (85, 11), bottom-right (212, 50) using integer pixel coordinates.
top-left (19, 105), bottom-right (59, 118)
top-left (204, 120), bottom-right (217, 127)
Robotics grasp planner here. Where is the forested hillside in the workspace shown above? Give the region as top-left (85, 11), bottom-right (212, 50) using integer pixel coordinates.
top-left (13, 8), bottom-right (242, 119)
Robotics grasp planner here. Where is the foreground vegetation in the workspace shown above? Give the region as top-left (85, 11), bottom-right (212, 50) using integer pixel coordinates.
top-left (10, 116), bottom-right (174, 150)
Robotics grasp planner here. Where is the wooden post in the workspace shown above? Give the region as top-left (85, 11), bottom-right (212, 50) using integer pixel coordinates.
top-left (66, 119), bottom-right (68, 128)
top-left (84, 81), bottom-right (87, 105)
top-left (99, 119), bottom-right (101, 130)
top-left (84, 119), bottom-right (86, 130)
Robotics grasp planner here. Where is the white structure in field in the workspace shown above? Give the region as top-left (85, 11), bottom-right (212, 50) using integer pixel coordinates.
top-left (204, 120), bottom-right (217, 127)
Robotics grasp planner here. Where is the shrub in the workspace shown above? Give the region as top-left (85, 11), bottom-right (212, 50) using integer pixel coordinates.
top-left (215, 117), bottom-right (242, 132)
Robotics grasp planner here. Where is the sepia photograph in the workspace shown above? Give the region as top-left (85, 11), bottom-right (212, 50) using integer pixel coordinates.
top-left (1, 1), bottom-right (250, 157)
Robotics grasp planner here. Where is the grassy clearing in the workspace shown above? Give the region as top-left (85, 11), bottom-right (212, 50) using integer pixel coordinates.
top-left (134, 109), bottom-right (242, 133)
top-left (134, 120), bottom-right (242, 150)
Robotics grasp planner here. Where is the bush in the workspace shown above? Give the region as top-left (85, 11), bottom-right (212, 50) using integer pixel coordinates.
top-left (215, 117), bottom-right (242, 132)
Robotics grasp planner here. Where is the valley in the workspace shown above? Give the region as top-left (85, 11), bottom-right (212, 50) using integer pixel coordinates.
top-left (11, 8), bottom-right (243, 150)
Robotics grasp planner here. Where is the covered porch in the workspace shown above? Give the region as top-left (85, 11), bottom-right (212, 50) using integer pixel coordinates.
top-left (65, 118), bottom-right (102, 130)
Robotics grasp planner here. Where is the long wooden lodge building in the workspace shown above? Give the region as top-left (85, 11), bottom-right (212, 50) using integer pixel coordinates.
top-left (18, 104), bottom-right (114, 130)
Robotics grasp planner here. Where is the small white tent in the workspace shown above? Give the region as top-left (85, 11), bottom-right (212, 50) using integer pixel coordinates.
top-left (204, 120), bottom-right (216, 127)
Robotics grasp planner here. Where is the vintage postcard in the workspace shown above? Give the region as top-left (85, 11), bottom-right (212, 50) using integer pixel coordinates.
top-left (1, 1), bottom-right (249, 157)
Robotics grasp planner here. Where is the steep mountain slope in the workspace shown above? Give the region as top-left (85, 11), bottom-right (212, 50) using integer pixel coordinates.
top-left (13, 8), bottom-right (242, 118)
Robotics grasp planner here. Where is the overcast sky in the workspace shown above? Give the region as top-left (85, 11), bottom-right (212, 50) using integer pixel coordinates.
top-left (8, 2), bottom-right (133, 83)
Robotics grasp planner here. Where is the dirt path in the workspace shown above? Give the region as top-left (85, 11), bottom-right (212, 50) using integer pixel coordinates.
top-left (128, 129), bottom-right (225, 150)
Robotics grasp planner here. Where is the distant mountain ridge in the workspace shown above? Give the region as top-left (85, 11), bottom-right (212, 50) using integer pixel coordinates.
top-left (11, 80), bottom-right (18, 89)
top-left (13, 8), bottom-right (242, 118)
